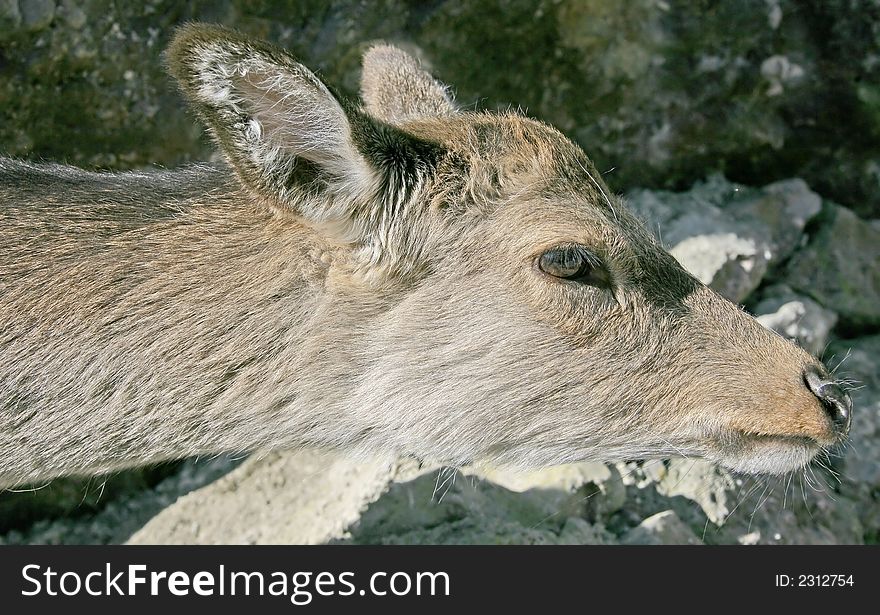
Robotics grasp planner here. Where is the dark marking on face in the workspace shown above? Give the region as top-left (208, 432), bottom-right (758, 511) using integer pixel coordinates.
top-left (634, 246), bottom-right (701, 316)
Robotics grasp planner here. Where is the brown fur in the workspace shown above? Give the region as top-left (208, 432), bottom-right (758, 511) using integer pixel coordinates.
top-left (0, 24), bottom-right (848, 488)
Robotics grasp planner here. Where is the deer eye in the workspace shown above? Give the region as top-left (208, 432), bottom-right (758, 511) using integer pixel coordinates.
top-left (537, 245), bottom-right (612, 288)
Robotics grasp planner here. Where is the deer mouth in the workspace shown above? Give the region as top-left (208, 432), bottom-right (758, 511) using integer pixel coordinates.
top-left (710, 431), bottom-right (825, 475)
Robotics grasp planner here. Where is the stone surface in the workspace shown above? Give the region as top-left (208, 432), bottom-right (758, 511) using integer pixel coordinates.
top-left (784, 204), bottom-right (880, 331)
top-left (753, 285), bottom-right (838, 356)
top-left (0, 1), bottom-right (878, 217)
top-left (0, 0), bottom-right (22, 33)
top-left (626, 175), bottom-right (821, 302)
top-left (0, 457), bottom-right (238, 544)
top-left (621, 510), bottom-right (703, 545)
top-left (473, 462), bottom-right (628, 520)
top-left (127, 450), bottom-right (397, 545)
top-left (342, 465), bottom-right (618, 545)
top-left (0, 466), bottom-right (172, 534)
top-left (670, 233), bottom-right (768, 303)
top-left (19, 0), bottom-right (55, 30)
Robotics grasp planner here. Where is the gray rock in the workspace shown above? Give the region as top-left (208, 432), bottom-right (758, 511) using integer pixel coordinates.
top-left (557, 517), bottom-right (616, 545)
top-left (627, 175), bottom-right (820, 302)
top-left (670, 233), bottom-right (768, 302)
top-left (826, 335), bottom-right (880, 488)
top-left (1, 456), bottom-right (238, 544)
top-left (352, 515), bottom-right (614, 545)
top-left (735, 178), bottom-right (822, 260)
top-left (0, 0), bottom-right (21, 34)
top-left (58, 0), bottom-right (86, 29)
top-left (621, 510), bottom-right (703, 545)
top-left (784, 205), bottom-right (880, 330)
top-left (0, 2), bottom-right (879, 218)
top-left (19, 0), bottom-right (55, 31)
top-left (615, 458), bottom-right (866, 545)
top-left (127, 450), bottom-right (398, 545)
top-left (754, 285), bottom-right (838, 356)
top-left (473, 462), bottom-right (627, 520)
top-left (1, 471), bottom-right (157, 534)
top-left (609, 333), bottom-right (880, 546)
top-left (648, 459), bottom-right (736, 525)
top-left (345, 465), bottom-right (617, 545)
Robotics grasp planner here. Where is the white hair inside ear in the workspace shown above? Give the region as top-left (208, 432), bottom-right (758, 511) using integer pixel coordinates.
top-left (171, 33), bottom-right (377, 221)
top-left (360, 44), bottom-right (457, 124)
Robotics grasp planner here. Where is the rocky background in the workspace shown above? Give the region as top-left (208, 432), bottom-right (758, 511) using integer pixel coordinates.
top-left (0, 0), bottom-right (877, 544)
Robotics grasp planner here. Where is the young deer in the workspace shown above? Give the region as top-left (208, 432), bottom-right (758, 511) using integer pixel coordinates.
top-left (0, 24), bottom-right (851, 489)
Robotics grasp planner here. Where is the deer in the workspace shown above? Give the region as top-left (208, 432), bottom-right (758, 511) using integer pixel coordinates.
top-left (0, 24), bottom-right (851, 490)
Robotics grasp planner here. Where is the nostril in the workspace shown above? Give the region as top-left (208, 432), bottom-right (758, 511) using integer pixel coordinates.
top-left (803, 366), bottom-right (852, 437)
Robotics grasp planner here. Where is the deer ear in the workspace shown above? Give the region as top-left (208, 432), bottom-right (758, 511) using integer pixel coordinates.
top-left (166, 24), bottom-right (376, 226)
top-left (360, 44), bottom-right (456, 124)
top-left (166, 24), bottom-right (444, 257)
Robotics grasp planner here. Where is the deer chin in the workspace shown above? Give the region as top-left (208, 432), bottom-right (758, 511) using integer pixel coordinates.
top-left (708, 432), bottom-right (825, 475)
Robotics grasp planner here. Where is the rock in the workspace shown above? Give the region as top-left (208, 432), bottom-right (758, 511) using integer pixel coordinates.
top-left (0, 0), bottom-right (21, 35)
top-left (344, 465), bottom-right (617, 545)
top-left (753, 285), bottom-right (838, 356)
top-left (609, 333), bottom-right (880, 546)
top-left (58, 0), bottom-right (87, 30)
top-left (0, 471), bottom-right (158, 534)
top-left (621, 510), bottom-right (702, 545)
top-left (0, 2), bottom-right (878, 217)
top-left (1, 456), bottom-right (238, 544)
top-left (626, 175), bottom-right (820, 302)
top-left (703, 472), bottom-right (866, 545)
top-left (19, 0), bottom-right (55, 30)
top-left (476, 461), bottom-right (610, 492)
top-left (784, 204), bottom-right (880, 330)
top-left (557, 517), bottom-right (616, 545)
top-left (826, 335), bottom-right (880, 488)
top-left (738, 531), bottom-right (761, 545)
top-left (615, 458), bottom-right (867, 545)
top-left (670, 233), bottom-right (767, 302)
top-left (127, 450), bottom-right (397, 545)
top-left (604, 335), bottom-right (880, 546)
top-left (473, 461), bottom-right (627, 520)
top-left (735, 179), bottom-right (823, 260)
top-left (760, 55), bottom-right (805, 97)
top-left (650, 459), bottom-right (736, 526)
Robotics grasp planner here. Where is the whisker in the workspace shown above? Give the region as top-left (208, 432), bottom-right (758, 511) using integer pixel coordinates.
top-left (782, 470), bottom-right (794, 509)
top-left (7, 481), bottom-right (52, 493)
top-left (747, 481), bottom-right (773, 534)
top-left (830, 349), bottom-right (852, 375)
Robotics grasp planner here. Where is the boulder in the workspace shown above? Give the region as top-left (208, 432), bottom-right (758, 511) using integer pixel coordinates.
top-left (1, 1), bottom-right (879, 218)
top-left (626, 175), bottom-right (821, 302)
top-left (753, 285), bottom-right (838, 356)
top-left (784, 205), bottom-right (880, 331)
top-left (621, 510), bottom-right (703, 545)
top-left (127, 450), bottom-right (397, 545)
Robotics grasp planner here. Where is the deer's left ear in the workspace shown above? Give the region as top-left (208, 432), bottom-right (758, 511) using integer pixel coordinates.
top-left (166, 24), bottom-right (445, 267)
top-left (360, 44), bottom-right (457, 124)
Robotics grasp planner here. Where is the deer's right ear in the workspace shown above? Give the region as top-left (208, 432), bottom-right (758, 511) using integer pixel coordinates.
top-left (166, 24), bottom-right (444, 253)
top-left (360, 44), bottom-right (456, 124)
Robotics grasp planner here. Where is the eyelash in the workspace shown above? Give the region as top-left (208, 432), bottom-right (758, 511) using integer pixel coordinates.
top-left (536, 244), bottom-right (612, 289)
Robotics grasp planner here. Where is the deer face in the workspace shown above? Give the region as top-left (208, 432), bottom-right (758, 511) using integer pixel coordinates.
top-left (168, 26), bottom-right (850, 475)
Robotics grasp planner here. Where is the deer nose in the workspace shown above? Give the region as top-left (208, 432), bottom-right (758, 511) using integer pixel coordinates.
top-left (803, 366), bottom-right (852, 438)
